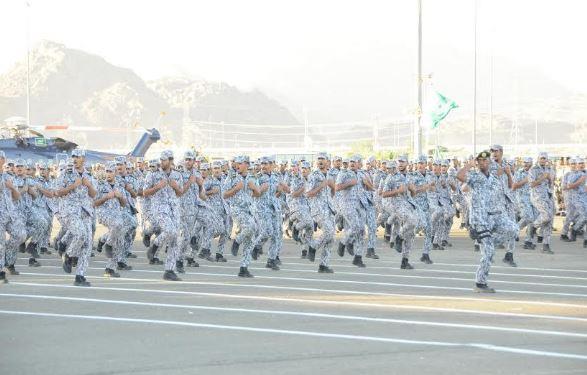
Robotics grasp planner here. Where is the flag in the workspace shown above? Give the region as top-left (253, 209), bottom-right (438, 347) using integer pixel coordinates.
top-left (430, 91), bottom-right (458, 129)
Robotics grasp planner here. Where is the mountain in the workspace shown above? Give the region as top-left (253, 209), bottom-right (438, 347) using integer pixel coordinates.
top-left (0, 40), bottom-right (301, 150)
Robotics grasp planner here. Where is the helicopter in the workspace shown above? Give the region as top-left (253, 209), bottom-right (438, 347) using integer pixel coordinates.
top-left (0, 116), bottom-right (161, 164)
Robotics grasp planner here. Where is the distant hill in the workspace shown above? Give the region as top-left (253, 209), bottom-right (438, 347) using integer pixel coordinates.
top-left (0, 41), bottom-right (300, 150)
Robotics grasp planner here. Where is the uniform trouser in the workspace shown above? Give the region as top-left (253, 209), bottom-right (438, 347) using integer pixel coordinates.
top-left (152, 212), bottom-right (180, 271)
top-left (436, 200), bottom-right (455, 244)
top-left (475, 213), bottom-right (517, 284)
top-left (571, 199), bottom-right (587, 232)
top-left (341, 203), bottom-right (366, 256)
top-left (232, 208), bottom-right (255, 267)
top-left (3, 214), bottom-right (27, 268)
top-left (40, 211), bottom-right (54, 249)
top-left (100, 214), bottom-right (128, 270)
top-left (394, 203), bottom-right (417, 258)
top-left (200, 208), bottom-right (226, 252)
top-left (123, 213), bottom-right (137, 256)
top-left (561, 193), bottom-right (573, 235)
top-left (179, 211), bottom-right (197, 259)
top-left (430, 203), bottom-right (444, 245)
top-left (64, 212), bottom-right (93, 276)
top-left (311, 209), bottom-right (335, 266)
top-left (416, 205), bottom-right (433, 255)
top-left (253, 208), bottom-right (282, 260)
top-left (25, 208), bottom-right (50, 245)
top-left (290, 206), bottom-right (314, 251)
top-left (504, 202), bottom-right (517, 252)
top-left (209, 206), bottom-right (230, 255)
top-left (517, 198), bottom-right (537, 242)
top-left (531, 195), bottom-right (554, 245)
top-left (365, 204), bottom-right (377, 249)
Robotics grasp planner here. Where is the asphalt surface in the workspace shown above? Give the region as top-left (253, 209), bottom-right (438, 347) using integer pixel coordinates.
top-left (1, 222), bottom-right (586, 375)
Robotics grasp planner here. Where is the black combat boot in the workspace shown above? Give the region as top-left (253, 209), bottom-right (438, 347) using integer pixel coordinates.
top-left (62, 254), bottom-right (72, 274)
top-left (265, 258), bottom-right (280, 271)
top-left (301, 249), bottom-right (307, 259)
top-left (318, 265), bottom-right (334, 273)
top-left (337, 242), bottom-right (345, 257)
top-left (163, 270), bottom-right (181, 281)
top-left (238, 267), bottom-right (254, 278)
top-left (215, 253), bottom-right (227, 262)
top-left (28, 258), bottom-right (41, 267)
top-left (0, 271), bottom-right (7, 283)
top-left (474, 283), bottom-right (495, 293)
top-left (97, 239), bottom-right (105, 253)
top-left (104, 268), bottom-right (120, 278)
top-left (307, 247), bottom-right (316, 262)
top-left (502, 252), bottom-right (517, 267)
top-left (420, 254), bottom-right (433, 264)
top-left (117, 262), bottom-right (133, 271)
top-left (352, 255), bottom-right (366, 268)
top-left (400, 257), bottom-right (414, 270)
top-left (346, 242), bottom-right (355, 256)
top-left (542, 244), bottom-right (554, 254)
top-left (147, 244), bottom-right (159, 261)
top-left (231, 240), bottom-right (240, 256)
top-left (74, 275), bottom-right (91, 287)
top-left (176, 260), bottom-right (185, 274)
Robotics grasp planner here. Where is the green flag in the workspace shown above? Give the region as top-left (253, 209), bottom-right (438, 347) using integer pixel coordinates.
top-left (430, 91), bottom-right (458, 129)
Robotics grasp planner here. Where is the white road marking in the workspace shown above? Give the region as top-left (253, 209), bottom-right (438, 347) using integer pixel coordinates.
top-left (1, 309), bottom-right (585, 361)
top-left (2, 293), bottom-right (585, 338)
top-left (10, 282), bottom-right (587, 323)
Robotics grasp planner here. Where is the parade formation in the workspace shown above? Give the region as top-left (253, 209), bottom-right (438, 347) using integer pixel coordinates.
top-left (1, 146), bottom-right (586, 293)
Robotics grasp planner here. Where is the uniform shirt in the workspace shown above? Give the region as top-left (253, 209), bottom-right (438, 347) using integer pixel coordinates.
top-left (513, 168), bottom-right (532, 201)
top-left (335, 168), bottom-right (360, 205)
top-left (409, 171), bottom-right (430, 209)
top-left (0, 172), bottom-right (16, 214)
top-left (465, 170), bottom-right (503, 227)
top-left (143, 169), bottom-right (182, 216)
top-left (95, 180), bottom-right (124, 219)
top-left (56, 169), bottom-right (95, 217)
top-left (307, 169), bottom-right (333, 215)
top-left (529, 164), bottom-right (553, 199)
top-left (286, 170), bottom-right (308, 213)
top-left (256, 172), bottom-right (279, 212)
top-left (204, 176), bottom-right (228, 215)
top-left (223, 173), bottom-right (251, 212)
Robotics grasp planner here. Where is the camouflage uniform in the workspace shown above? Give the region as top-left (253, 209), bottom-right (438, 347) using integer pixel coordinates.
top-left (0, 166), bottom-right (26, 273)
top-left (307, 162), bottom-right (335, 270)
top-left (514, 160), bottom-right (537, 247)
top-left (529, 154), bottom-right (555, 249)
top-left (287, 162), bottom-right (314, 256)
top-left (463, 161), bottom-right (517, 289)
top-left (203, 162), bottom-right (231, 258)
top-left (409, 158), bottom-right (434, 261)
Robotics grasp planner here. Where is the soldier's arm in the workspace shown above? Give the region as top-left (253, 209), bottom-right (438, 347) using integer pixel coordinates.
top-left (206, 186), bottom-right (220, 196)
top-left (37, 185), bottom-right (54, 198)
top-left (94, 190), bottom-right (114, 207)
top-left (249, 180), bottom-right (262, 197)
top-left (5, 179), bottom-right (21, 200)
top-left (335, 178), bottom-right (357, 192)
top-left (56, 178), bottom-right (82, 197)
top-left (381, 183), bottom-right (407, 198)
top-left (306, 178), bottom-right (326, 198)
top-left (125, 183), bottom-right (138, 198)
top-left (457, 161), bottom-right (474, 183)
top-left (530, 171), bottom-right (546, 187)
top-left (291, 184), bottom-right (305, 198)
top-left (223, 180), bottom-right (244, 199)
top-left (143, 179), bottom-right (166, 197)
top-left (567, 175), bottom-right (587, 189)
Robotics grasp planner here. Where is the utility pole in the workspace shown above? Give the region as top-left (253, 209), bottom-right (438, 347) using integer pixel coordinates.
top-left (415, 0), bottom-right (423, 156)
top-left (472, 0), bottom-right (478, 154)
top-left (26, 0), bottom-right (31, 127)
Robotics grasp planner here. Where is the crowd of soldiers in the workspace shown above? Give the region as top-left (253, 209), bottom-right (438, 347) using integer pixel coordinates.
top-left (1, 144), bottom-right (586, 292)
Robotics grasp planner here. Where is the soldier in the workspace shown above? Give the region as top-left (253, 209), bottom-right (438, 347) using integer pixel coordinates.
top-left (196, 162), bottom-right (225, 263)
top-left (381, 155), bottom-right (418, 269)
top-left (529, 152), bottom-right (556, 254)
top-left (335, 154), bottom-right (367, 268)
top-left (141, 159), bottom-right (164, 265)
top-left (143, 150), bottom-right (183, 281)
top-left (437, 160), bottom-right (456, 248)
top-left (203, 161), bottom-right (230, 262)
top-left (94, 162), bottom-right (129, 278)
top-left (287, 160), bottom-right (315, 259)
top-left (35, 161), bottom-right (55, 255)
top-left (224, 155), bottom-right (259, 277)
top-left (361, 156), bottom-right (379, 259)
top-left (457, 151), bottom-right (518, 293)
top-left (306, 153), bottom-right (335, 273)
top-left (409, 155), bottom-right (435, 264)
top-left (55, 149), bottom-right (96, 287)
top-left (513, 157), bottom-right (537, 249)
top-left (561, 158), bottom-right (587, 242)
top-left (0, 151), bottom-right (26, 282)
top-left (12, 159), bottom-right (46, 268)
top-left (328, 156), bottom-right (344, 232)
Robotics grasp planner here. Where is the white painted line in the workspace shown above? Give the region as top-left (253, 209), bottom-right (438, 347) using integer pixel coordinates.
top-left (14, 270), bottom-right (587, 309)
top-left (23, 257), bottom-right (587, 282)
top-left (278, 256), bottom-right (587, 274)
top-left (1, 309), bottom-right (585, 361)
top-left (10, 282), bottom-right (587, 323)
top-left (17, 264), bottom-right (587, 299)
top-left (2, 293), bottom-right (585, 339)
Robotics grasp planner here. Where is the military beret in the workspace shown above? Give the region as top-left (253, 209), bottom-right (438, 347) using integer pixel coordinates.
top-left (416, 155), bottom-right (427, 163)
top-left (397, 155), bottom-right (408, 162)
top-left (476, 150), bottom-right (491, 159)
top-left (349, 154), bottom-right (362, 162)
top-left (183, 150), bottom-right (196, 160)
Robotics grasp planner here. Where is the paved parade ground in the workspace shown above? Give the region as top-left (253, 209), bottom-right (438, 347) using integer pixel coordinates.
top-left (1, 228), bottom-right (586, 375)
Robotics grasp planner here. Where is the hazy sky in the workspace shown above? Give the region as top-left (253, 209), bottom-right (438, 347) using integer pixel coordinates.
top-left (1, 0), bottom-right (586, 120)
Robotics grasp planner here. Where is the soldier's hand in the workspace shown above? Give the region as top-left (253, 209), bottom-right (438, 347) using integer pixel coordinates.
top-left (169, 180), bottom-right (179, 189)
top-left (73, 178), bottom-right (83, 187)
top-left (82, 177), bottom-right (92, 187)
top-left (114, 191), bottom-right (123, 198)
top-left (155, 180), bottom-right (167, 189)
top-left (504, 165), bottom-right (512, 176)
top-left (125, 183), bottom-right (133, 191)
top-left (189, 175), bottom-right (197, 184)
top-left (107, 191), bottom-right (116, 199)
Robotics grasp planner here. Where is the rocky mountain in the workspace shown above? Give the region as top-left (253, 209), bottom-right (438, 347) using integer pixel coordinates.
top-left (0, 40), bottom-right (300, 150)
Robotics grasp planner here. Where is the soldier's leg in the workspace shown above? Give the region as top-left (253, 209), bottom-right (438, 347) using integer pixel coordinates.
top-left (6, 217), bottom-right (27, 268)
top-left (315, 213), bottom-right (334, 268)
top-left (74, 215), bottom-right (93, 277)
top-left (234, 211), bottom-right (255, 269)
top-left (365, 204), bottom-right (377, 251)
top-left (267, 212), bottom-right (282, 261)
top-left (475, 235), bottom-right (495, 286)
top-left (399, 207), bottom-right (417, 260)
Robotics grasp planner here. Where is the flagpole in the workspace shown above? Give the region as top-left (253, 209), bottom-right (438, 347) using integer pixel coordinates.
top-left (26, 0), bottom-right (31, 127)
top-left (415, 0), bottom-right (423, 156)
top-left (472, 0), bottom-right (478, 154)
